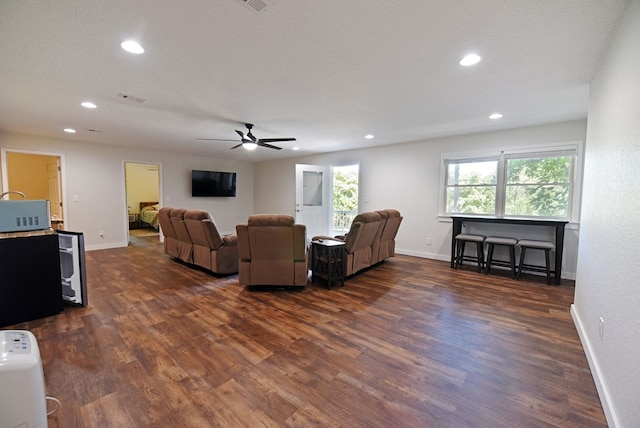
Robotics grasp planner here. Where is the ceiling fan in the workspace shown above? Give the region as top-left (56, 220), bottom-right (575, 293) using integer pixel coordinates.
top-left (198, 123), bottom-right (296, 151)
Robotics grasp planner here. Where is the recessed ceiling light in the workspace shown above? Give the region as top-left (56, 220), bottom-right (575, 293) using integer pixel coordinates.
top-left (121, 40), bottom-right (144, 54)
top-left (489, 113), bottom-right (504, 119)
top-left (365, 134), bottom-right (374, 139)
top-left (81, 101), bottom-right (97, 109)
top-left (459, 54), bottom-right (481, 66)
top-left (64, 128), bottom-right (76, 133)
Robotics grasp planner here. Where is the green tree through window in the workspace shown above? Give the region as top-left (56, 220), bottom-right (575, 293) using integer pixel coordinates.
top-left (333, 170), bottom-right (358, 211)
top-left (444, 147), bottom-right (576, 219)
top-left (332, 165), bottom-right (359, 232)
top-left (505, 156), bottom-right (571, 217)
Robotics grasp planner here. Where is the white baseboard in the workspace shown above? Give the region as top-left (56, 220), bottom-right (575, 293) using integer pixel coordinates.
top-left (85, 241), bottom-right (127, 251)
top-left (396, 248), bottom-right (449, 261)
top-left (571, 304), bottom-right (620, 427)
top-left (395, 249), bottom-right (576, 280)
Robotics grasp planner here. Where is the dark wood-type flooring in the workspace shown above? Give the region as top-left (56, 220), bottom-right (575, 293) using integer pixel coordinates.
top-left (10, 235), bottom-right (606, 427)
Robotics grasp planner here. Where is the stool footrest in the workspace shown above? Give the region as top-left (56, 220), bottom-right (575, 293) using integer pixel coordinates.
top-left (519, 263), bottom-right (556, 275)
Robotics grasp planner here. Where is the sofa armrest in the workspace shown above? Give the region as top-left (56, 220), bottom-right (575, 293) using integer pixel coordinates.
top-left (235, 224), bottom-right (251, 260)
top-left (222, 234), bottom-right (238, 246)
top-left (294, 224), bottom-right (307, 261)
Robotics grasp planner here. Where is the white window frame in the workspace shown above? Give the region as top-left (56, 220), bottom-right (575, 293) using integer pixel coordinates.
top-left (439, 141), bottom-right (583, 223)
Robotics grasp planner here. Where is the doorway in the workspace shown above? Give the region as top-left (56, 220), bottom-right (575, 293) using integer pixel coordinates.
top-left (295, 163), bottom-right (359, 238)
top-left (295, 164), bottom-right (330, 238)
top-left (124, 162), bottom-right (161, 244)
top-left (1, 149), bottom-right (65, 230)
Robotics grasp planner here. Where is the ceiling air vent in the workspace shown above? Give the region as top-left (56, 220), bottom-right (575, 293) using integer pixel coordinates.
top-left (117, 93), bottom-right (146, 103)
top-left (235, 0), bottom-right (269, 12)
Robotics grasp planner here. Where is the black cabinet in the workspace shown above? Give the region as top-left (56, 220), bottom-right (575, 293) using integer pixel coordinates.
top-left (0, 233), bottom-right (63, 327)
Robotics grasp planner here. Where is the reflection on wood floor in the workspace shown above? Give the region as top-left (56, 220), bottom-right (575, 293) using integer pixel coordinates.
top-left (11, 239), bottom-right (606, 427)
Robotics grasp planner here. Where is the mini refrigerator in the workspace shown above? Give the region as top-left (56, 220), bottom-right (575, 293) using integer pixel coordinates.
top-left (57, 231), bottom-right (88, 306)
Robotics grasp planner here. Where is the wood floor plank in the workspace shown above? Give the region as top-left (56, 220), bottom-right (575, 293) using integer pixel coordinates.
top-left (8, 235), bottom-right (607, 427)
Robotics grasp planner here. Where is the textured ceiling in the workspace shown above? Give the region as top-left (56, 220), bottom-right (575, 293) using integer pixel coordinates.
top-left (0, 0), bottom-right (629, 161)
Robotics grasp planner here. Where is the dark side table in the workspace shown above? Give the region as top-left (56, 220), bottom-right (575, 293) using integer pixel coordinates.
top-left (311, 239), bottom-right (346, 289)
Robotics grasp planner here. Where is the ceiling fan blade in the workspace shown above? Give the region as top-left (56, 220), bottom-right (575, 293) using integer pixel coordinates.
top-left (235, 130), bottom-right (246, 139)
top-left (230, 143), bottom-right (244, 149)
top-left (258, 138), bottom-right (296, 143)
top-left (259, 142), bottom-right (282, 150)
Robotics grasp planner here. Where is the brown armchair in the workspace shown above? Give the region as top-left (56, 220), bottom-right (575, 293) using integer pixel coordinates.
top-left (236, 214), bottom-right (308, 287)
top-left (184, 209), bottom-right (239, 275)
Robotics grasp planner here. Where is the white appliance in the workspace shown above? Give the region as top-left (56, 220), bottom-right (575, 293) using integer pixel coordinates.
top-left (0, 191), bottom-right (51, 233)
top-left (0, 330), bottom-right (48, 428)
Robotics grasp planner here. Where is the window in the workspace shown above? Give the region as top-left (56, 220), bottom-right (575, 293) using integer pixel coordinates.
top-left (442, 144), bottom-right (580, 220)
top-left (445, 158), bottom-right (498, 215)
top-left (331, 165), bottom-right (359, 234)
top-left (504, 151), bottom-right (573, 217)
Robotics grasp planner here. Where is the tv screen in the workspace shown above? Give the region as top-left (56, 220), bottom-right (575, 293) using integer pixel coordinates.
top-left (191, 170), bottom-right (237, 197)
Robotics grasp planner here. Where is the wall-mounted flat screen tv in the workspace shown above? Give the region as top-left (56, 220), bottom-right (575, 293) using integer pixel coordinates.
top-left (191, 170), bottom-right (237, 197)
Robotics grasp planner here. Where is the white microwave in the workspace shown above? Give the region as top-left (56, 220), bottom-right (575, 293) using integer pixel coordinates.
top-left (0, 200), bottom-right (51, 233)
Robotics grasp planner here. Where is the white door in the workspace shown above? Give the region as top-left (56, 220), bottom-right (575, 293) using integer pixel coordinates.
top-left (46, 157), bottom-right (63, 222)
top-left (295, 164), bottom-right (330, 239)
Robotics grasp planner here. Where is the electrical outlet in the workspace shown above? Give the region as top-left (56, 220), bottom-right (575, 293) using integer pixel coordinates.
top-left (599, 317), bottom-right (605, 341)
top-left (426, 237), bottom-right (432, 245)
top-left (99, 230), bottom-right (104, 237)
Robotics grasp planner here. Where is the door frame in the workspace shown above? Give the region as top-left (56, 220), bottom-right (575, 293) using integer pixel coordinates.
top-left (122, 160), bottom-right (163, 243)
top-left (1, 147), bottom-right (68, 228)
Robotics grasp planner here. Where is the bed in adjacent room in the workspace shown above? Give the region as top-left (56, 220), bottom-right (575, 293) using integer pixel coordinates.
top-left (139, 202), bottom-right (159, 230)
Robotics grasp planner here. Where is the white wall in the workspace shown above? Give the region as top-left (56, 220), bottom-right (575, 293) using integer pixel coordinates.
top-left (572, 0), bottom-right (640, 426)
top-left (0, 132), bottom-right (255, 249)
top-left (254, 120), bottom-right (587, 278)
top-left (1, 121), bottom-right (587, 277)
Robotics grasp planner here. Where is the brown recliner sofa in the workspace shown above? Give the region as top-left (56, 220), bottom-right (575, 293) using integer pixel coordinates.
top-left (236, 214), bottom-right (308, 287)
top-left (374, 209), bottom-right (403, 263)
top-left (168, 208), bottom-right (193, 263)
top-left (341, 211), bottom-right (382, 276)
top-left (313, 209), bottom-right (402, 277)
top-left (158, 207), bottom-right (239, 275)
top-left (157, 207), bottom-right (179, 259)
top-left (184, 209), bottom-right (239, 275)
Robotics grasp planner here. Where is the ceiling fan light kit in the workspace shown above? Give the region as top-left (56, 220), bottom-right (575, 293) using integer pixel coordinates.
top-left (198, 123), bottom-right (296, 152)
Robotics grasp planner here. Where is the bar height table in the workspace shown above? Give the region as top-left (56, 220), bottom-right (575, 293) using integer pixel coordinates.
top-left (450, 216), bottom-right (568, 285)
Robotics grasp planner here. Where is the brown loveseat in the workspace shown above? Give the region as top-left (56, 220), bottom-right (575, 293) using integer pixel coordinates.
top-left (314, 209), bottom-right (402, 277)
top-left (157, 207), bottom-right (239, 275)
top-left (236, 214), bottom-right (308, 287)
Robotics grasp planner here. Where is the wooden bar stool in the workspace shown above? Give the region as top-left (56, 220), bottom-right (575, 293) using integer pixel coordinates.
top-left (517, 239), bottom-right (555, 285)
top-left (484, 237), bottom-right (518, 279)
top-left (454, 234), bottom-right (486, 273)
